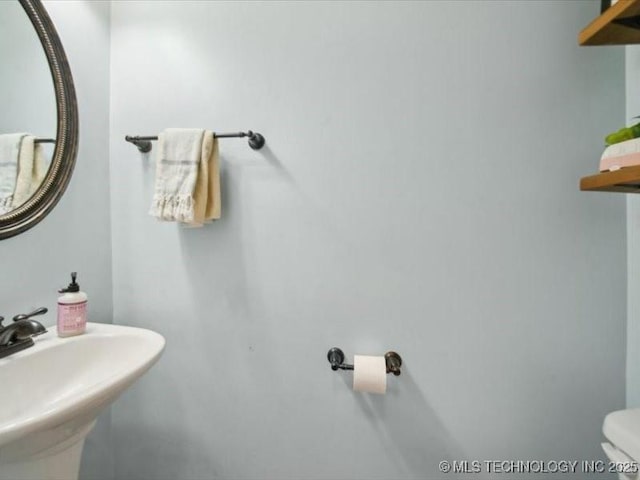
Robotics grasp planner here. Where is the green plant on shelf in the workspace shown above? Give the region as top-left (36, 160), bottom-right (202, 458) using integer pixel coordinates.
top-left (606, 121), bottom-right (640, 145)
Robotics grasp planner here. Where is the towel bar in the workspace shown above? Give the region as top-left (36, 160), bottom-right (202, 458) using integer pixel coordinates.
top-left (125, 131), bottom-right (265, 153)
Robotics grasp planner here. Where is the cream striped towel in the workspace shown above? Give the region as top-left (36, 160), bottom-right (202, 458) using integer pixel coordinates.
top-left (150, 128), bottom-right (221, 225)
top-left (0, 133), bottom-right (26, 214)
top-left (13, 135), bottom-right (47, 208)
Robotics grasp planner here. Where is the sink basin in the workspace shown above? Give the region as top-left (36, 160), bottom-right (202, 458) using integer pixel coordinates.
top-left (0, 322), bottom-right (165, 480)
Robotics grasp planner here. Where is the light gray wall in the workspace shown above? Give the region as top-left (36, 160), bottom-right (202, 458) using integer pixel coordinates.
top-left (108, 1), bottom-right (626, 479)
top-left (626, 46), bottom-right (640, 407)
top-left (0, 1), bottom-right (113, 479)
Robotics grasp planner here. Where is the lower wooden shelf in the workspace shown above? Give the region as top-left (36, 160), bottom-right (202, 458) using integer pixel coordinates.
top-left (580, 165), bottom-right (640, 193)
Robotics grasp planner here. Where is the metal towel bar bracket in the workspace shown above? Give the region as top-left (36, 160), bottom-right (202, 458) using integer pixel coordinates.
top-left (327, 347), bottom-right (402, 376)
top-left (125, 130), bottom-right (266, 153)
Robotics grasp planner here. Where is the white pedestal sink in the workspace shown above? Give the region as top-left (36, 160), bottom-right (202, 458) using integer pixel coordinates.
top-left (0, 322), bottom-right (165, 480)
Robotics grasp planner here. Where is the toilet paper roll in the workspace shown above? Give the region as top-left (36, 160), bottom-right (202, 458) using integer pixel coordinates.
top-left (353, 355), bottom-right (387, 394)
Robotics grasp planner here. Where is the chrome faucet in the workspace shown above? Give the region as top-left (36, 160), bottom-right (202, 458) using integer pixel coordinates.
top-left (0, 307), bottom-right (48, 359)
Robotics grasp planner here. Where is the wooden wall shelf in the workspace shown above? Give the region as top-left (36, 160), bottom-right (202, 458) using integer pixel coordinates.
top-left (578, 2), bottom-right (640, 194)
top-left (579, 0), bottom-right (640, 45)
top-left (580, 166), bottom-right (640, 193)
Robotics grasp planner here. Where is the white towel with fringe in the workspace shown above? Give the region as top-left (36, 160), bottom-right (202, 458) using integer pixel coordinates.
top-left (150, 128), bottom-right (205, 223)
top-left (13, 135), bottom-right (47, 208)
top-left (0, 133), bottom-right (26, 214)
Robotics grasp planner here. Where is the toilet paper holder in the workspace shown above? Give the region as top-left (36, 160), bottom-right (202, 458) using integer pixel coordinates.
top-left (327, 347), bottom-right (402, 376)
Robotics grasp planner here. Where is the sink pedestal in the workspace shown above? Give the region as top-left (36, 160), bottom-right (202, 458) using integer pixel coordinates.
top-left (0, 419), bottom-right (96, 480)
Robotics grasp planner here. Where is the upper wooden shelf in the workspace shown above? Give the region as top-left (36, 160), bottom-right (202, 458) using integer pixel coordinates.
top-left (579, 0), bottom-right (640, 45)
top-left (580, 166), bottom-right (640, 192)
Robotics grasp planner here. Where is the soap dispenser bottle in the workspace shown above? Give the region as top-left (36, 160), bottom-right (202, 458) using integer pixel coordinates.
top-left (57, 272), bottom-right (87, 337)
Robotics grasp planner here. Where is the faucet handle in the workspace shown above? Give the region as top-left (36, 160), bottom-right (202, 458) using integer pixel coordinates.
top-left (13, 307), bottom-right (48, 322)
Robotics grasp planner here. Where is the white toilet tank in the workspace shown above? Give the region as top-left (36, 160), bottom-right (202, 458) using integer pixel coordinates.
top-left (603, 408), bottom-right (640, 480)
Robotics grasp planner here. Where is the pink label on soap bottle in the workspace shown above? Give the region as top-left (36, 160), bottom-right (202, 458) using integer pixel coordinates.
top-left (57, 300), bottom-right (87, 334)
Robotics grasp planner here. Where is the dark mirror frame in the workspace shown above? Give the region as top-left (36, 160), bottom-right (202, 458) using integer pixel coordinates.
top-left (0, 0), bottom-right (78, 240)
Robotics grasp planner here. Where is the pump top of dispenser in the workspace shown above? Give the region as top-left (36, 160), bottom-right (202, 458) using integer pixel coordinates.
top-left (59, 272), bottom-right (80, 293)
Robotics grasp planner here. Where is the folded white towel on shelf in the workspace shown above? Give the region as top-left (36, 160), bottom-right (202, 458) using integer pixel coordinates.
top-left (0, 133), bottom-right (26, 214)
top-left (12, 135), bottom-right (47, 208)
top-left (150, 128), bottom-right (221, 226)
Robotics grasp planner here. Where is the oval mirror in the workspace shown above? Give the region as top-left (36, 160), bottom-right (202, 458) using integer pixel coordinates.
top-left (0, 0), bottom-right (77, 239)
